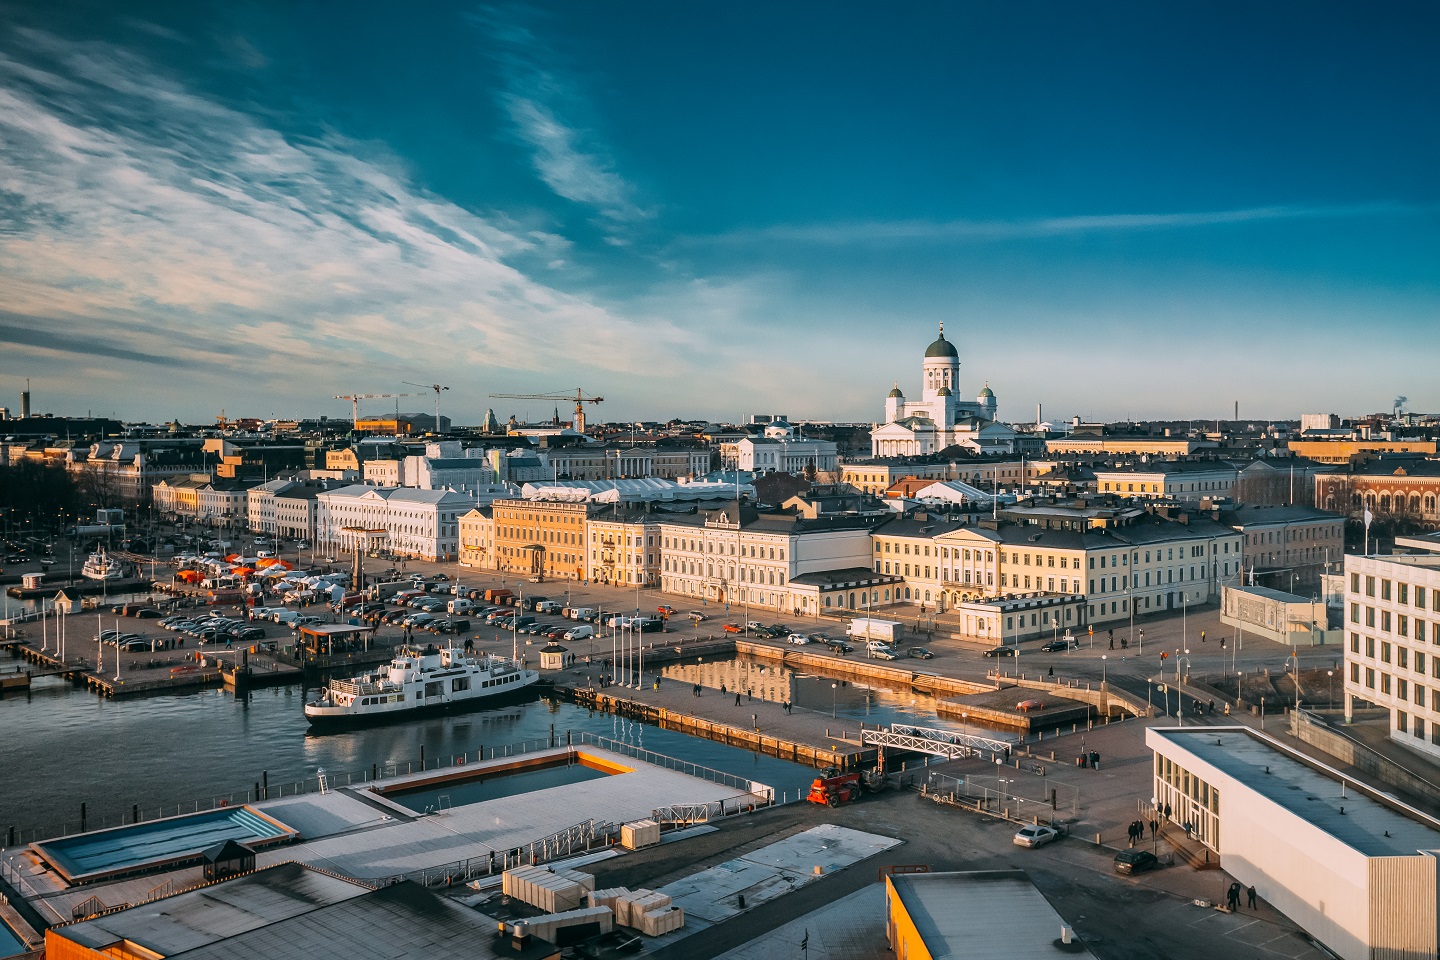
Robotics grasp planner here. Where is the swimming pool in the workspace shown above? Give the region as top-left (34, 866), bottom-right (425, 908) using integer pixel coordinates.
top-left (32, 806), bottom-right (296, 885)
top-left (380, 754), bottom-right (627, 817)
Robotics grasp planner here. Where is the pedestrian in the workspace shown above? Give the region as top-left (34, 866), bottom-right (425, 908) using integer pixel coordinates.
top-left (1183, 820), bottom-right (1193, 839)
top-left (1200, 630), bottom-right (1206, 643)
top-left (1164, 802), bottom-right (1172, 820)
top-left (1047, 666), bottom-right (1053, 677)
top-left (735, 693), bottom-right (742, 706)
top-left (1149, 818), bottom-right (1158, 839)
top-left (1246, 885), bottom-right (1257, 909)
top-left (720, 682), bottom-right (726, 695)
top-left (1208, 699), bottom-right (1215, 715)
top-left (1109, 634), bottom-right (1114, 650)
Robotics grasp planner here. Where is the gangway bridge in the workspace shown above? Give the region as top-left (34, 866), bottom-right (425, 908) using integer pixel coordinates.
top-left (861, 723), bottom-right (1015, 762)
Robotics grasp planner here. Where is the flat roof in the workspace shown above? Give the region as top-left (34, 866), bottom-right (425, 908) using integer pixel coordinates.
top-left (1225, 584), bottom-right (1314, 604)
top-left (1151, 728), bottom-right (1440, 857)
top-left (889, 870), bottom-right (1095, 959)
top-left (56, 862), bottom-right (371, 954)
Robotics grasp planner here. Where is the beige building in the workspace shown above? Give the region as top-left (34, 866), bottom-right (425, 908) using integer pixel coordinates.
top-left (1316, 460), bottom-right (1440, 530)
top-left (1220, 505), bottom-right (1345, 590)
top-left (870, 515), bottom-right (971, 610)
top-left (1343, 552), bottom-right (1440, 758)
top-left (1093, 461), bottom-right (1238, 501)
top-left (457, 507), bottom-right (495, 569)
top-left (1047, 436), bottom-right (1201, 456)
top-left (586, 507), bottom-right (660, 587)
top-left (1290, 439), bottom-right (1437, 464)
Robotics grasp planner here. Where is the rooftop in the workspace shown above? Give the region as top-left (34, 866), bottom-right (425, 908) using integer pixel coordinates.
top-left (1150, 728), bottom-right (1440, 858)
top-left (889, 870), bottom-right (1095, 959)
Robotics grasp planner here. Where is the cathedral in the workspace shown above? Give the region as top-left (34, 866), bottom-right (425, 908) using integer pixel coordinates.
top-left (870, 324), bottom-right (1012, 457)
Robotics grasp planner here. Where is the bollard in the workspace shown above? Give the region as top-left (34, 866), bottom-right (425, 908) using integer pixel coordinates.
top-left (420, 744), bottom-right (425, 769)
top-left (373, 762), bottom-right (378, 780)
top-left (81, 802), bottom-right (87, 833)
top-left (132, 803), bottom-right (139, 824)
top-left (263, 771), bottom-right (268, 800)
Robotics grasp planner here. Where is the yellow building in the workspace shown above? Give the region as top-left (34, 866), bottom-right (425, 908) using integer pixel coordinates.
top-left (457, 506), bottom-right (495, 568)
top-left (1289, 439), bottom-right (1437, 464)
top-left (491, 499), bottom-right (591, 581)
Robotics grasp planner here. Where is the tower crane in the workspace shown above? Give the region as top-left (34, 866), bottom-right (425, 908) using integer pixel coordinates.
top-left (488, 388), bottom-right (604, 434)
top-left (333, 392), bottom-right (419, 428)
top-left (403, 382), bottom-right (451, 434)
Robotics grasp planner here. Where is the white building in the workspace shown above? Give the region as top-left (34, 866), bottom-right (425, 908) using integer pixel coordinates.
top-left (315, 485), bottom-right (476, 561)
top-left (657, 504), bottom-right (878, 616)
top-left (1149, 727), bottom-right (1440, 960)
top-left (732, 421), bottom-right (838, 474)
top-left (870, 325), bottom-right (1000, 457)
top-left (247, 478), bottom-right (293, 534)
top-left (1343, 552), bottom-right (1440, 758)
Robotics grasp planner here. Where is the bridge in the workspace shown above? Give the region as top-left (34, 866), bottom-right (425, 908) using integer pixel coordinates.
top-left (861, 722), bottom-right (1015, 761)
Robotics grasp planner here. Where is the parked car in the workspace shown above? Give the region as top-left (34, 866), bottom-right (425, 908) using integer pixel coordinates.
top-left (434, 619), bottom-right (470, 634)
top-left (722, 623), bottom-right (743, 634)
top-left (824, 640), bottom-right (853, 654)
top-left (866, 641), bottom-right (897, 660)
top-left (1014, 825), bottom-right (1059, 849)
top-left (233, 627), bottom-right (266, 641)
top-left (1040, 639), bottom-right (1076, 653)
top-left (786, 634), bottom-right (811, 645)
top-left (907, 646), bottom-right (934, 659)
top-left (983, 645), bottom-right (1018, 657)
top-left (565, 625), bottom-right (595, 641)
top-left (687, 611), bottom-right (707, 622)
top-left (746, 621), bottom-right (765, 631)
top-left (119, 638), bottom-right (154, 652)
top-left (1113, 850), bottom-right (1159, 875)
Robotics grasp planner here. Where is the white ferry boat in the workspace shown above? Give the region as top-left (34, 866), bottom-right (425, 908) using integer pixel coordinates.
top-left (81, 548), bottom-right (126, 581)
top-left (304, 645), bottom-right (540, 728)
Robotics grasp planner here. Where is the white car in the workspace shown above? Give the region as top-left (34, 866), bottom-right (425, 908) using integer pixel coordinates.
top-left (1013, 825), bottom-right (1059, 849)
top-left (787, 634), bottom-right (811, 645)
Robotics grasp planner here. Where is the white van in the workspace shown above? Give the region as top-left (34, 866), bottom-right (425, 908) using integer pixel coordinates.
top-left (535, 600), bottom-right (561, 614)
top-left (272, 610), bottom-right (300, 625)
top-left (448, 598), bottom-right (474, 615)
top-left (570, 607), bottom-right (594, 621)
top-left (564, 625), bottom-right (595, 641)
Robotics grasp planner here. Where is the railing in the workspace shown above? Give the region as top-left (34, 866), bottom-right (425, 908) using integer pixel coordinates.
top-left (374, 818), bottom-right (620, 889)
top-left (328, 677), bottom-right (388, 696)
top-left (869, 722), bottom-right (1015, 755)
top-left (576, 733), bottom-right (775, 801)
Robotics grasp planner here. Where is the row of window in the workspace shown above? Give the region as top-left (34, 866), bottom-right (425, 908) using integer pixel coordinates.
top-left (1353, 574), bottom-right (1440, 611)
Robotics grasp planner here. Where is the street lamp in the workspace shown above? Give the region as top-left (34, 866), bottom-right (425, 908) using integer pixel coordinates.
top-left (1101, 654), bottom-right (1107, 687)
top-left (831, 681), bottom-right (838, 718)
top-left (1176, 654), bottom-right (1191, 726)
top-left (1327, 669), bottom-right (1335, 707)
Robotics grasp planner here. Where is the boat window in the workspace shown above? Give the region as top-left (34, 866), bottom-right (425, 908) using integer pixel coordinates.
top-left (452, 678), bottom-right (470, 692)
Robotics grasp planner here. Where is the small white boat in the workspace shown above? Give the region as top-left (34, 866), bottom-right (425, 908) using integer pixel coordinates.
top-left (304, 645), bottom-right (540, 728)
top-left (81, 549), bottom-right (126, 581)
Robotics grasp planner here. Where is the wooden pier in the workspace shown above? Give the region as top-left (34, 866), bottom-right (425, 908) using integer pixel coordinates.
top-left (5, 577), bottom-right (154, 601)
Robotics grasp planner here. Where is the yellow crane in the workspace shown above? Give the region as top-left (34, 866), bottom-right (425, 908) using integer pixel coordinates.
top-left (488, 388), bottom-right (604, 433)
top-left (333, 392), bottom-right (419, 428)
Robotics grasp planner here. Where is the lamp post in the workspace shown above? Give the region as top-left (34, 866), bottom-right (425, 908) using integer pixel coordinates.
top-left (831, 682), bottom-right (838, 718)
top-left (1327, 669), bottom-right (1335, 707)
top-left (1138, 627), bottom-right (1144, 655)
top-left (1176, 654), bottom-right (1191, 726)
top-left (1101, 654), bottom-right (1107, 687)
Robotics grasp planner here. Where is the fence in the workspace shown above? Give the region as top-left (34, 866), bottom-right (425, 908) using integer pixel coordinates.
top-left (920, 769), bottom-right (1078, 823)
top-left (373, 818), bottom-right (621, 890)
top-left (576, 732), bottom-right (775, 801)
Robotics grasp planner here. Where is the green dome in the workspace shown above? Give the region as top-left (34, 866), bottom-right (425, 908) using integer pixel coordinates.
top-left (888, 384), bottom-right (904, 398)
top-left (937, 386), bottom-right (952, 397)
top-left (925, 324), bottom-right (958, 359)
top-left (979, 383), bottom-right (994, 398)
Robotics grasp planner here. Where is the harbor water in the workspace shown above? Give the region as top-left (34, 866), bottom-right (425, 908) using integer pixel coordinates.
top-left (0, 675), bottom-right (818, 840)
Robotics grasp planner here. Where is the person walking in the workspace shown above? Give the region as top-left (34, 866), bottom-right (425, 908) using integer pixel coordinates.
top-left (735, 692), bottom-right (742, 706)
top-left (1246, 885), bottom-right (1257, 909)
top-left (1149, 818), bottom-right (1159, 840)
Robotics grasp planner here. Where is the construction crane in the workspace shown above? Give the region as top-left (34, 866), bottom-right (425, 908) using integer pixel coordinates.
top-left (488, 388), bottom-right (604, 434)
top-left (333, 392), bottom-right (419, 428)
top-left (403, 382), bottom-right (451, 433)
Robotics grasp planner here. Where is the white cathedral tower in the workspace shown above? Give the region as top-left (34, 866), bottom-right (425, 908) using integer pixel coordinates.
top-left (869, 324), bottom-right (1011, 457)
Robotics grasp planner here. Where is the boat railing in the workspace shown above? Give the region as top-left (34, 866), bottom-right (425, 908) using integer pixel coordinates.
top-left (328, 677), bottom-right (387, 697)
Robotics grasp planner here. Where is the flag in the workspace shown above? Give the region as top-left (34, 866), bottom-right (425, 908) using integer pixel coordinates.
top-left (1363, 506), bottom-right (1374, 528)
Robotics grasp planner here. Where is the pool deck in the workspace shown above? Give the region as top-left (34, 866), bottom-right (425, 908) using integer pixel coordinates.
top-left (4, 745), bottom-right (761, 924)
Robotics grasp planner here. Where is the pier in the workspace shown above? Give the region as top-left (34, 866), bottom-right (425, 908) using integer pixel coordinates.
top-left (5, 577), bottom-right (154, 601)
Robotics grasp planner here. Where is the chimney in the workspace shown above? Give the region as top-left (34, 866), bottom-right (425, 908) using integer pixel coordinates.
top-left (21, 379), bottom-right (31, 419)
top-left (510, 920), bottom-right (531, 951)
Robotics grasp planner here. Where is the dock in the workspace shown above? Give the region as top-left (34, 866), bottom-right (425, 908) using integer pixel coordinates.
top-left (5, 577), bottom-right (154, 601)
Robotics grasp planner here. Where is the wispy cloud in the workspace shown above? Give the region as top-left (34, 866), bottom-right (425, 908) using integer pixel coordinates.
top-left (0, 26), bottom-right (687, 418)
top-left (706, 202), bottom-right (1422, 246)
top-left (478, 10), bottom-right (648, 225)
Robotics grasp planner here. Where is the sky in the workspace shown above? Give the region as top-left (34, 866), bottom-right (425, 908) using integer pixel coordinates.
top-left (0, 1), bottom-right (1437, 428)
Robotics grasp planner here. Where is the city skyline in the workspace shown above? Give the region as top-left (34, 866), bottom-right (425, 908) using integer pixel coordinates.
top-left (0, 1), bottom-right (1436, 425)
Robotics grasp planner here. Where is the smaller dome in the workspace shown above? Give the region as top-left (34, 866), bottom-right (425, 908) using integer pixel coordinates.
top-left (888, 384), bottom-right (904, 398)
top-left (937, 386), bottom-right (952, 397)
top-left (979, 382), bottom-right (994, 398)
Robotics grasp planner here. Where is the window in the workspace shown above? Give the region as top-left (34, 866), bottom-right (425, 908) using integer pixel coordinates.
top-left (1352, 633), bottom-right (1361, 653)
top-left (1366, 576), bottom-right (1376, 597)
top-left (1418, 651), bottom-right (1428, 674)
top-left (1383, 673), bottom-right (1393, 695)
top-left (1400, 583), bottom-right (1410, 604)
top-left (1366, 667), bottom-right (1376, 688)
top-left (1381, 641), bottom-right (1391, 664)
top-left (1382, 580), bottom-right (1392, 601)
top-left (1367, 636), bottom-right (1376, 658)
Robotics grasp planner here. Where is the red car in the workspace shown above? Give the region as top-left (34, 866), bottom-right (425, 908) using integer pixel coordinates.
top-left (657, 605), bottom-right (675, 617)
top-left (723, 623), bottom-right (743, 634)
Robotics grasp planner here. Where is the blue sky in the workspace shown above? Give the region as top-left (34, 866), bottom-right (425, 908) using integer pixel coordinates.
top-left (0, 1), bottom-right (1436, 426)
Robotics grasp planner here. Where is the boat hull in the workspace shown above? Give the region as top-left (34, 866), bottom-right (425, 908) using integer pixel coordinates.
top-left (304, 676), bottom-right (548, 731)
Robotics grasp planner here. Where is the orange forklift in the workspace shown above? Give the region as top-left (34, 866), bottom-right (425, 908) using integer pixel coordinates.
top-left (806, 767), bottom-right (884, 807)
